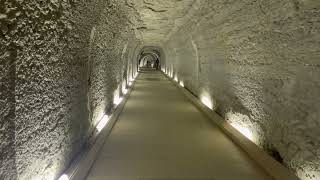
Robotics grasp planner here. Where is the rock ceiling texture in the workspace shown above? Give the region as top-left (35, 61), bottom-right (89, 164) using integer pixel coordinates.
top-left (131, 0), bottom-right (196, 45)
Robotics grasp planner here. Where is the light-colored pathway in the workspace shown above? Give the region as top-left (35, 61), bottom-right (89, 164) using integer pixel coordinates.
top-left (86, 70), bottom-right (273, 180)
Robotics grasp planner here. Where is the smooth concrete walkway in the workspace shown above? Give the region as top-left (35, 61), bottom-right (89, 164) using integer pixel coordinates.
top-left (86, 70), bottom-right (273, 180)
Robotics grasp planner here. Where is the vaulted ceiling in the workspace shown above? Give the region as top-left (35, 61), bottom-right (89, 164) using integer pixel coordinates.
top-left (131, 0), bottom-right (196, 45)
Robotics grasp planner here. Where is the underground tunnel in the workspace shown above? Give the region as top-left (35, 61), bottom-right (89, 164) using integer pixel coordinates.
top-left (0, 0), bottom-right (319, 180)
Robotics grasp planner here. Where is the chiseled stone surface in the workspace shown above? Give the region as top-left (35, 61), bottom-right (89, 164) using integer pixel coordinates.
top-left (163, 1), bottom-right (320, 180)
top-left (0, 0), bottom-right (140, 179)
top-left (132, 0), bottom-right (196, 45)
top-left (1, 0), bottom-right (319, 179)
top-left (0, 33), bottom-right (17, 180)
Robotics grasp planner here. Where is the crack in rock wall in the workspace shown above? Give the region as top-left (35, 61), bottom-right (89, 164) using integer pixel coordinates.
top-left (163, 0), bottom-right (320, 180)
top-left (0, 0), bottom-right (141, 179)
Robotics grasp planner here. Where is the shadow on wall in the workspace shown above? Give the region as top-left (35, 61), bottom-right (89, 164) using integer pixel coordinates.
top-left (0, 44), bottom-right (17, 179)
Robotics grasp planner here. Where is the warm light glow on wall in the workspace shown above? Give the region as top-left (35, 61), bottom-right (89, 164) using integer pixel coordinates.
top-left (179, 81), bottom-right (184, 87)
top-left (94, 110), bottom-right (105, 129)
top-left (114, 95), bottom-right (123, 106)
top-left (200, 94), bottom-right (213, 110)
top-left (168, 71), bottom-right (173, 78)
top-left (226, 111), bottom-right (257, 143)
top-left (122, 81), bottom-right (128, 95)
top-left (58, 174), bottom-right (69, 180)
top-left (174, 76), bottom-right (178, 82)
top-left (96, 115), bottom-right (110, 132)
top-left (113, 88), bottom-right (123, 106)
top-left (230, 122), bottom-right (254, 142)
top-left (122, 88), bottom-right (128, 95)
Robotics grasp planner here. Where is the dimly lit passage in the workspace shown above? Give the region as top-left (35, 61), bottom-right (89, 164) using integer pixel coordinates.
top-left (86, 70), bottom-right (272, 180)
top-left (0, 0), bottom-right (319, 180)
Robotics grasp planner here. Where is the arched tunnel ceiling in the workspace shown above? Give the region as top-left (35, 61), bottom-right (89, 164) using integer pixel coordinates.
top-left (131, 0), bottom-right (196, 45)
top-left (138, 46), bottom-right (164, 65)
top-left (141, 52), bottom-right (158, 60)
top-left (141, 50), bottom-right (160, 59)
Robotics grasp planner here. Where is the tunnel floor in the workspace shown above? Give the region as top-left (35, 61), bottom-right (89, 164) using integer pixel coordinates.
top-left (86, 70), bottom-right (272, 180)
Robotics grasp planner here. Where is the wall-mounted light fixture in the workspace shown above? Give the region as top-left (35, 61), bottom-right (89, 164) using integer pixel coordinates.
top-left (179, 81), bottom-right (184, 87)
top-left (96, 115), bottom-right (110, 132)
top-left (113, 87), bottom-right (123, 106)
top-left (113, 96), bottom-right (123, 106)
top-left (174, 76), bottom-right (178, 82)
top-left (200, 94), bottom-right (213, 110)
top-left (226, 111), bottom-right (256, 143)
top-left (230, 122), bottom-right (254, 142)
top-left (122, 81), bottom-right (128, 95)
top-left (122, 88), bottom-right (128, 95)
top-left (58, 174), bottom-right (69, 180)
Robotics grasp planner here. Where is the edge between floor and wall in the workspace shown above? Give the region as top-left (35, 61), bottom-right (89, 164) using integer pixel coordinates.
top-left (161, 71), bottom-right (300, 180)
top-left (55, 74), bottom-right (140, 180)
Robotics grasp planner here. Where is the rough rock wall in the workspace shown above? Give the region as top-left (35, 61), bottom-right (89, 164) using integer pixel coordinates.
top-left (0, 25), bottom-right (17, 179)
top-left (0, 0), bottom-right (139, 179)
top-left (125, 39), bottom-right (141, 84)
top-left (131, 0), bottom-right (196, 45)
top-left (87, 1), bottom-right (140, 131)
top-left (163, 0), bottom-right (320, 179)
